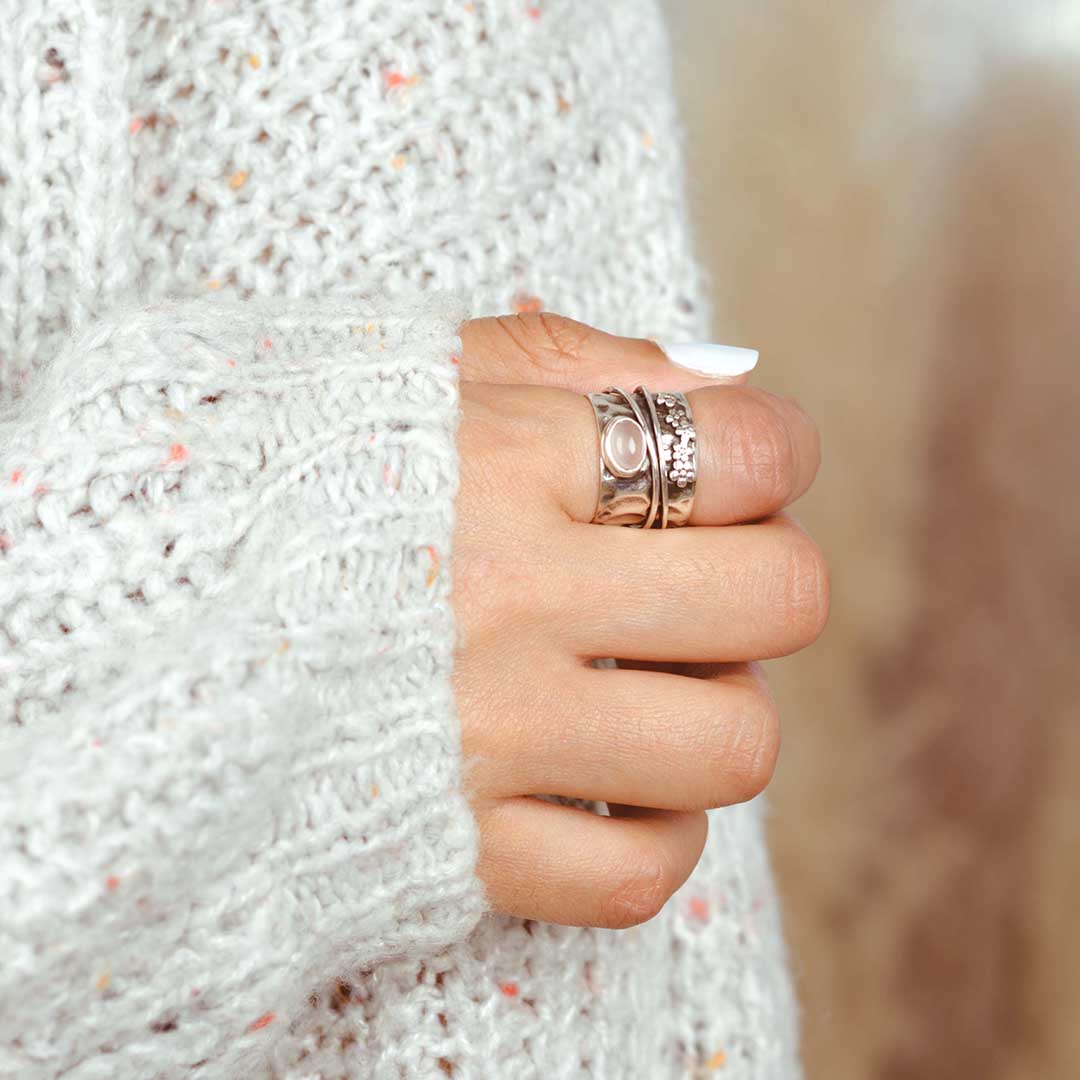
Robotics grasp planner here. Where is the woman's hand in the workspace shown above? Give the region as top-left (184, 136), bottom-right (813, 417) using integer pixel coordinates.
top-left (452, 314), bottom-right (828, 929)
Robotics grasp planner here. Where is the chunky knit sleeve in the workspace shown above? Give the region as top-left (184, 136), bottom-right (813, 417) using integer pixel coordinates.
top-left (0, 295), bottom-right (486, 1077)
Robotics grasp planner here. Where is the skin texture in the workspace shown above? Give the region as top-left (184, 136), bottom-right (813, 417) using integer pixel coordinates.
top-left (451, 314), bottom-right (828, 930)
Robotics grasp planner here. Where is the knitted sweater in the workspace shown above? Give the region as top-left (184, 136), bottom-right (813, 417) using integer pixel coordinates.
top-left (0, 2), bottom-right (800, 1077)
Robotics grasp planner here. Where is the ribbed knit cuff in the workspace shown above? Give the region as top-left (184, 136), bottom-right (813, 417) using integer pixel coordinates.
top-left (0, 293), bottom-right (486, 1075)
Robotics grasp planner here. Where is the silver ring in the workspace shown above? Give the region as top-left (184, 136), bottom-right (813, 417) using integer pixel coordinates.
top-left (638, 388), bottom-right (670, 529)
top-left (588, 386), bottom-right (697, 528)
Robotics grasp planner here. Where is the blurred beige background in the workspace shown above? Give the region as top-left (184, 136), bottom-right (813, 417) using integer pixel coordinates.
top-left (666, 2), bottom-right (1080, 1078)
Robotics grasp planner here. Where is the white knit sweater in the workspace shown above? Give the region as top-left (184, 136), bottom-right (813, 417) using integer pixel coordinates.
top-left (0, 2), bottom-right (800, 1077)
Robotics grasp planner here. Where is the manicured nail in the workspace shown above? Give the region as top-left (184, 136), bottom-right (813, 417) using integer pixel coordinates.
top-left (660, 342), bottom-right (759, 377)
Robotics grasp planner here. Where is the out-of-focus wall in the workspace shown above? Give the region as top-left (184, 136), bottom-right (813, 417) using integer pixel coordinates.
top-left (665, 3), bottom-right (1080, 1077)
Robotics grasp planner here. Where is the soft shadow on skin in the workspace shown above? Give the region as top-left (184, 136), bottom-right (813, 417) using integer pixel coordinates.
top-left (861, 62), bottom-right (1080, 1080)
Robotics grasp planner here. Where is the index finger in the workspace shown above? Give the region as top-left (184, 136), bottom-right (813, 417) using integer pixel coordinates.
top-left (459, 314), bottom-right (755, 394)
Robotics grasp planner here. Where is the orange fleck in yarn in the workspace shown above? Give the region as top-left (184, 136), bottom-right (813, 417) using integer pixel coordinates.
top-left (96, 971), bottom-right (111, 992)
top-left (263, 337), bottom-right (273, 350)
top-left (0, 532), bottom-right (10, 553)
top-left (513, 292), bottom-right (543, 314)
top-left (425, 546), bottom-right (441, 587)
top-left (105, 875), bottom-right (121, 891)
top-left (129, 116), bottom-right (145, 135)
top-left (248, 1012), bottom-right (276, 1032)
top-left (500, 982), bottom-right (519, 997)
top-left (229, 170), bottom-right (249, 191)
top-left (526, 6), bottom-right (542, 19)
top-left (9, 469), bottom-right (22, 484)
top-left (688, 897), bottom-right (710, 921)
top-left (166, 444), bottom-right (189, 464)
top-left (248, 54), bottom-right (261, 69)
top-left (705, 1049), bottom-right (727, 1069)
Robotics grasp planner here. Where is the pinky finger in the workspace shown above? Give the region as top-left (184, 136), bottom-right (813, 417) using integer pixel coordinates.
top-left (476, 796), bottom-right (707, 930)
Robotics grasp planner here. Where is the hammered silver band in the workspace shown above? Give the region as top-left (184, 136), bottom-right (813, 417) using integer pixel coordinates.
top-left (589, 389), bottom-right (652, 527)
top-left (588, 386), bottom-right (697, 529)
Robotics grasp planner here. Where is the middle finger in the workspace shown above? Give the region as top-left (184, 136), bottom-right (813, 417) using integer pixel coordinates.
top-left (560, 513), bottom-right (830, 663)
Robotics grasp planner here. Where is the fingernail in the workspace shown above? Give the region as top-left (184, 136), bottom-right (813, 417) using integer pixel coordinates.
top-left (659, 342), bottom-right (759, 377)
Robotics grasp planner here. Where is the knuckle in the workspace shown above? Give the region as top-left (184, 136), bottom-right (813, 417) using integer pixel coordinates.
top-left (777, 529), bottom-right (831, 645)
top-left (690, 683), bottom-right (780, 807)
top-left (535, 313), bottom-right (594, 365)
top-left (599, 846), bottom-right (676, 930)
top-left (724, 687), bottom-right (781, 804)
top-left (728, 392), bottom-right (799, 506)
top-left (495, 313), bottom-right (595, 375)
top-left (490, 314), bottom-right (537, 367)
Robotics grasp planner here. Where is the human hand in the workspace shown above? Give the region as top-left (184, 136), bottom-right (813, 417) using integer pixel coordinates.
top-left (452, 315), bottom-right (827, 929)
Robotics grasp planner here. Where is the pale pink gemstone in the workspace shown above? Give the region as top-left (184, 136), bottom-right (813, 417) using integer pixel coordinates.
top-left (601, 416), bottom-right (647, 478)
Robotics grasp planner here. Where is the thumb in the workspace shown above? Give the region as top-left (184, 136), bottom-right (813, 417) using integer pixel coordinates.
top-left (457, 312), bottom-right (757, 393)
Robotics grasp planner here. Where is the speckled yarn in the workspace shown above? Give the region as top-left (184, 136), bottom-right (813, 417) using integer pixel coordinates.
top-left (0, 2), bottom-right (801, 1077)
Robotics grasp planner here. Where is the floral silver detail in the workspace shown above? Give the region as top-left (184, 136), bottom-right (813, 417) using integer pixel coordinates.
top-left (655, 393), bottom-right (697, 488)
top-left (647, 390), bottom-right (697, 527)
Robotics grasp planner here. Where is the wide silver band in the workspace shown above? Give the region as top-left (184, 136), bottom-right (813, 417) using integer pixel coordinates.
top-left (588, 389), bottom-right (653, 527)
top-left (588, 386), bottom-right (697, 529)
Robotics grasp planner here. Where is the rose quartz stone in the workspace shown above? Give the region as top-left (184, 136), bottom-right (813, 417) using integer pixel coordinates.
top-left (601, 416), bottom-right (647, 478)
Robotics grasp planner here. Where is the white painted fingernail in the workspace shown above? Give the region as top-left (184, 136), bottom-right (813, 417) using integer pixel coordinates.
top-left (659, 342), bottom-right (759, 377)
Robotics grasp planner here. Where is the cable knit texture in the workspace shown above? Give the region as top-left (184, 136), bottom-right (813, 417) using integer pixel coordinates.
top-left (0, 1), bottom-right (801, 1077)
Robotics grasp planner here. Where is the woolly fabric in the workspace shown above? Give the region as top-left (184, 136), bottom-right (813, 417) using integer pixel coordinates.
top-left (0, 2), bottom-right (801, 1078)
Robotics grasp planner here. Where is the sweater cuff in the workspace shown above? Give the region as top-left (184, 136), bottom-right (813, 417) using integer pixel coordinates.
top-left (0, 294), bottom-right (486, 1070)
